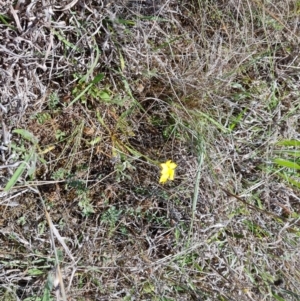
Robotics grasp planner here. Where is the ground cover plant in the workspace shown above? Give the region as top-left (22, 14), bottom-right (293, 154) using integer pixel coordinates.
top-left (1, 0), bottom-right (300, 300)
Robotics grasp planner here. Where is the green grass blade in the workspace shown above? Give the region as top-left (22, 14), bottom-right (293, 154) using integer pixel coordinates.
top-left (274, 158), bottom-right (300, 170)
top-left (276, 139), bottom-right (300, 147)
top-left (80, 39), bottom-right (100, 83)
top-left (196, 110), bottom-right (229, 133)
top-left (68, 83), bottom-right (93, 107)
top-left (277, 172), bottom-right (300, 189)
top-left (91, 73), bottom-right (105, 85)
top-left (13, 129), bottom-right (38, 144)
top-left (4, 151), bottom-right (34, 191)
top-left (51, 29), bottom-right (80, 51)
top-left (273, 150), bottom-right (300, 157)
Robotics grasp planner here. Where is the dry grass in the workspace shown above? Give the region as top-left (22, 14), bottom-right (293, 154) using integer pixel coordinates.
top-left (1, 0), bottom-right (300, 300)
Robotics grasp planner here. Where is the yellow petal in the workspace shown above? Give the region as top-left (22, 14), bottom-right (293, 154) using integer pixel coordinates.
top-left (159, 173), bottom-right (169, 183)
top-left (166, 161), bottom-right (177, 170)
top-left (168, 169), bottom-right (175, 180)
top-left (160, 163), bottom-right (169, 172)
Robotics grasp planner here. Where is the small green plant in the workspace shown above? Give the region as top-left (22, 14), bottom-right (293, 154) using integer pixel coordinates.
top-left (23, 270), bottom-right (56, 301)
top-left (70, 71), bottom-right (105, 105)
top-left (67, 178), bottom-right (94, 216)
top-left (55, 129), bottom-right (66, 141)
top-left (48, 91), bottom-right (60, 109)
top-left (273, 139), bottom-right (300, 188)
top-left (2, 286), bottom-right (18, 301)
top-left (78, 191), bottom-right (94, 216)
top-left (114, 153), bottom-right (136, 182)
top-left (101, 206), bottom-right (123, 235)
top-left (4, 129), bottom-right (40, 191)
top-left (17, 216), bottom-right (26, 226)
top-left (71, 72), bottom-right (127, 106)
top-left (35, 112), bottom-right (52, 124)
top-left (51, 168), bottom-right (68, 180)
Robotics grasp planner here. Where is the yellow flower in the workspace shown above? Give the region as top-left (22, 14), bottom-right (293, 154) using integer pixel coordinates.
top-left (159, 160), bottom-right (177, 184)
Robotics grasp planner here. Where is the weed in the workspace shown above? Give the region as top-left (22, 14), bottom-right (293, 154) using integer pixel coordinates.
top-left (272, 139), bottom-right (300, 188)
top-left (51, 168), bottom-right (68, 180)
top-left (55, 129), bottom-right (66, 141)
top-left (48, 92), bottom-right (60, 110)
top-left (77, 191), bottom-right (94, 216)
top-left (35, 112), bottom-right (52, 124)
top-left (4, 129), bottom-right (40, 190)
top-left (101, 206), bottom-right (122, 228)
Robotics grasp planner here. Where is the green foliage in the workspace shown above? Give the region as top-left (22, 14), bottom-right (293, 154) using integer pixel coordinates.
top-left (243, 220), bottom-right (270, 238)
top-left (71, 73), bottom-right (128, 106)
top-left (35, 112), bottom-right (52, 124)
top-left (66, 177), bottom-right (94, 216)
top-left (0, 14), bottom-right (15, 30)
top-left (114, 153), bottom-right (135, 182)
top-left (274, 158), bottom-right (300, 170)
top-left (78, 191), bottom-right (94, 216)
top-left (276, 139), bottom-right (300, 147)
top-left (2, 287), bottom-right (18, 301)
top-left (51, 168), bottom-right (68, 180)
top-left (48, 91), bottom-right (60, 109)
top-left (4, 151), bottom-right (36, 191)
top-left (229, 107), bottom-right (247, 131)
top-left (13, 129), bottom-right (38, 144)
top-left (55, 129), bottom-right (66, 141)
top-left (17, 216), bottom-right (26, 226)
top-left (4, 130), bottom-right (43, 191)
top-left (71, 73), bottom-right (105, 104)
top-left (101, 206), bottom-right (122, 227)
top-left (273, 139), bottom-right (300, 188)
